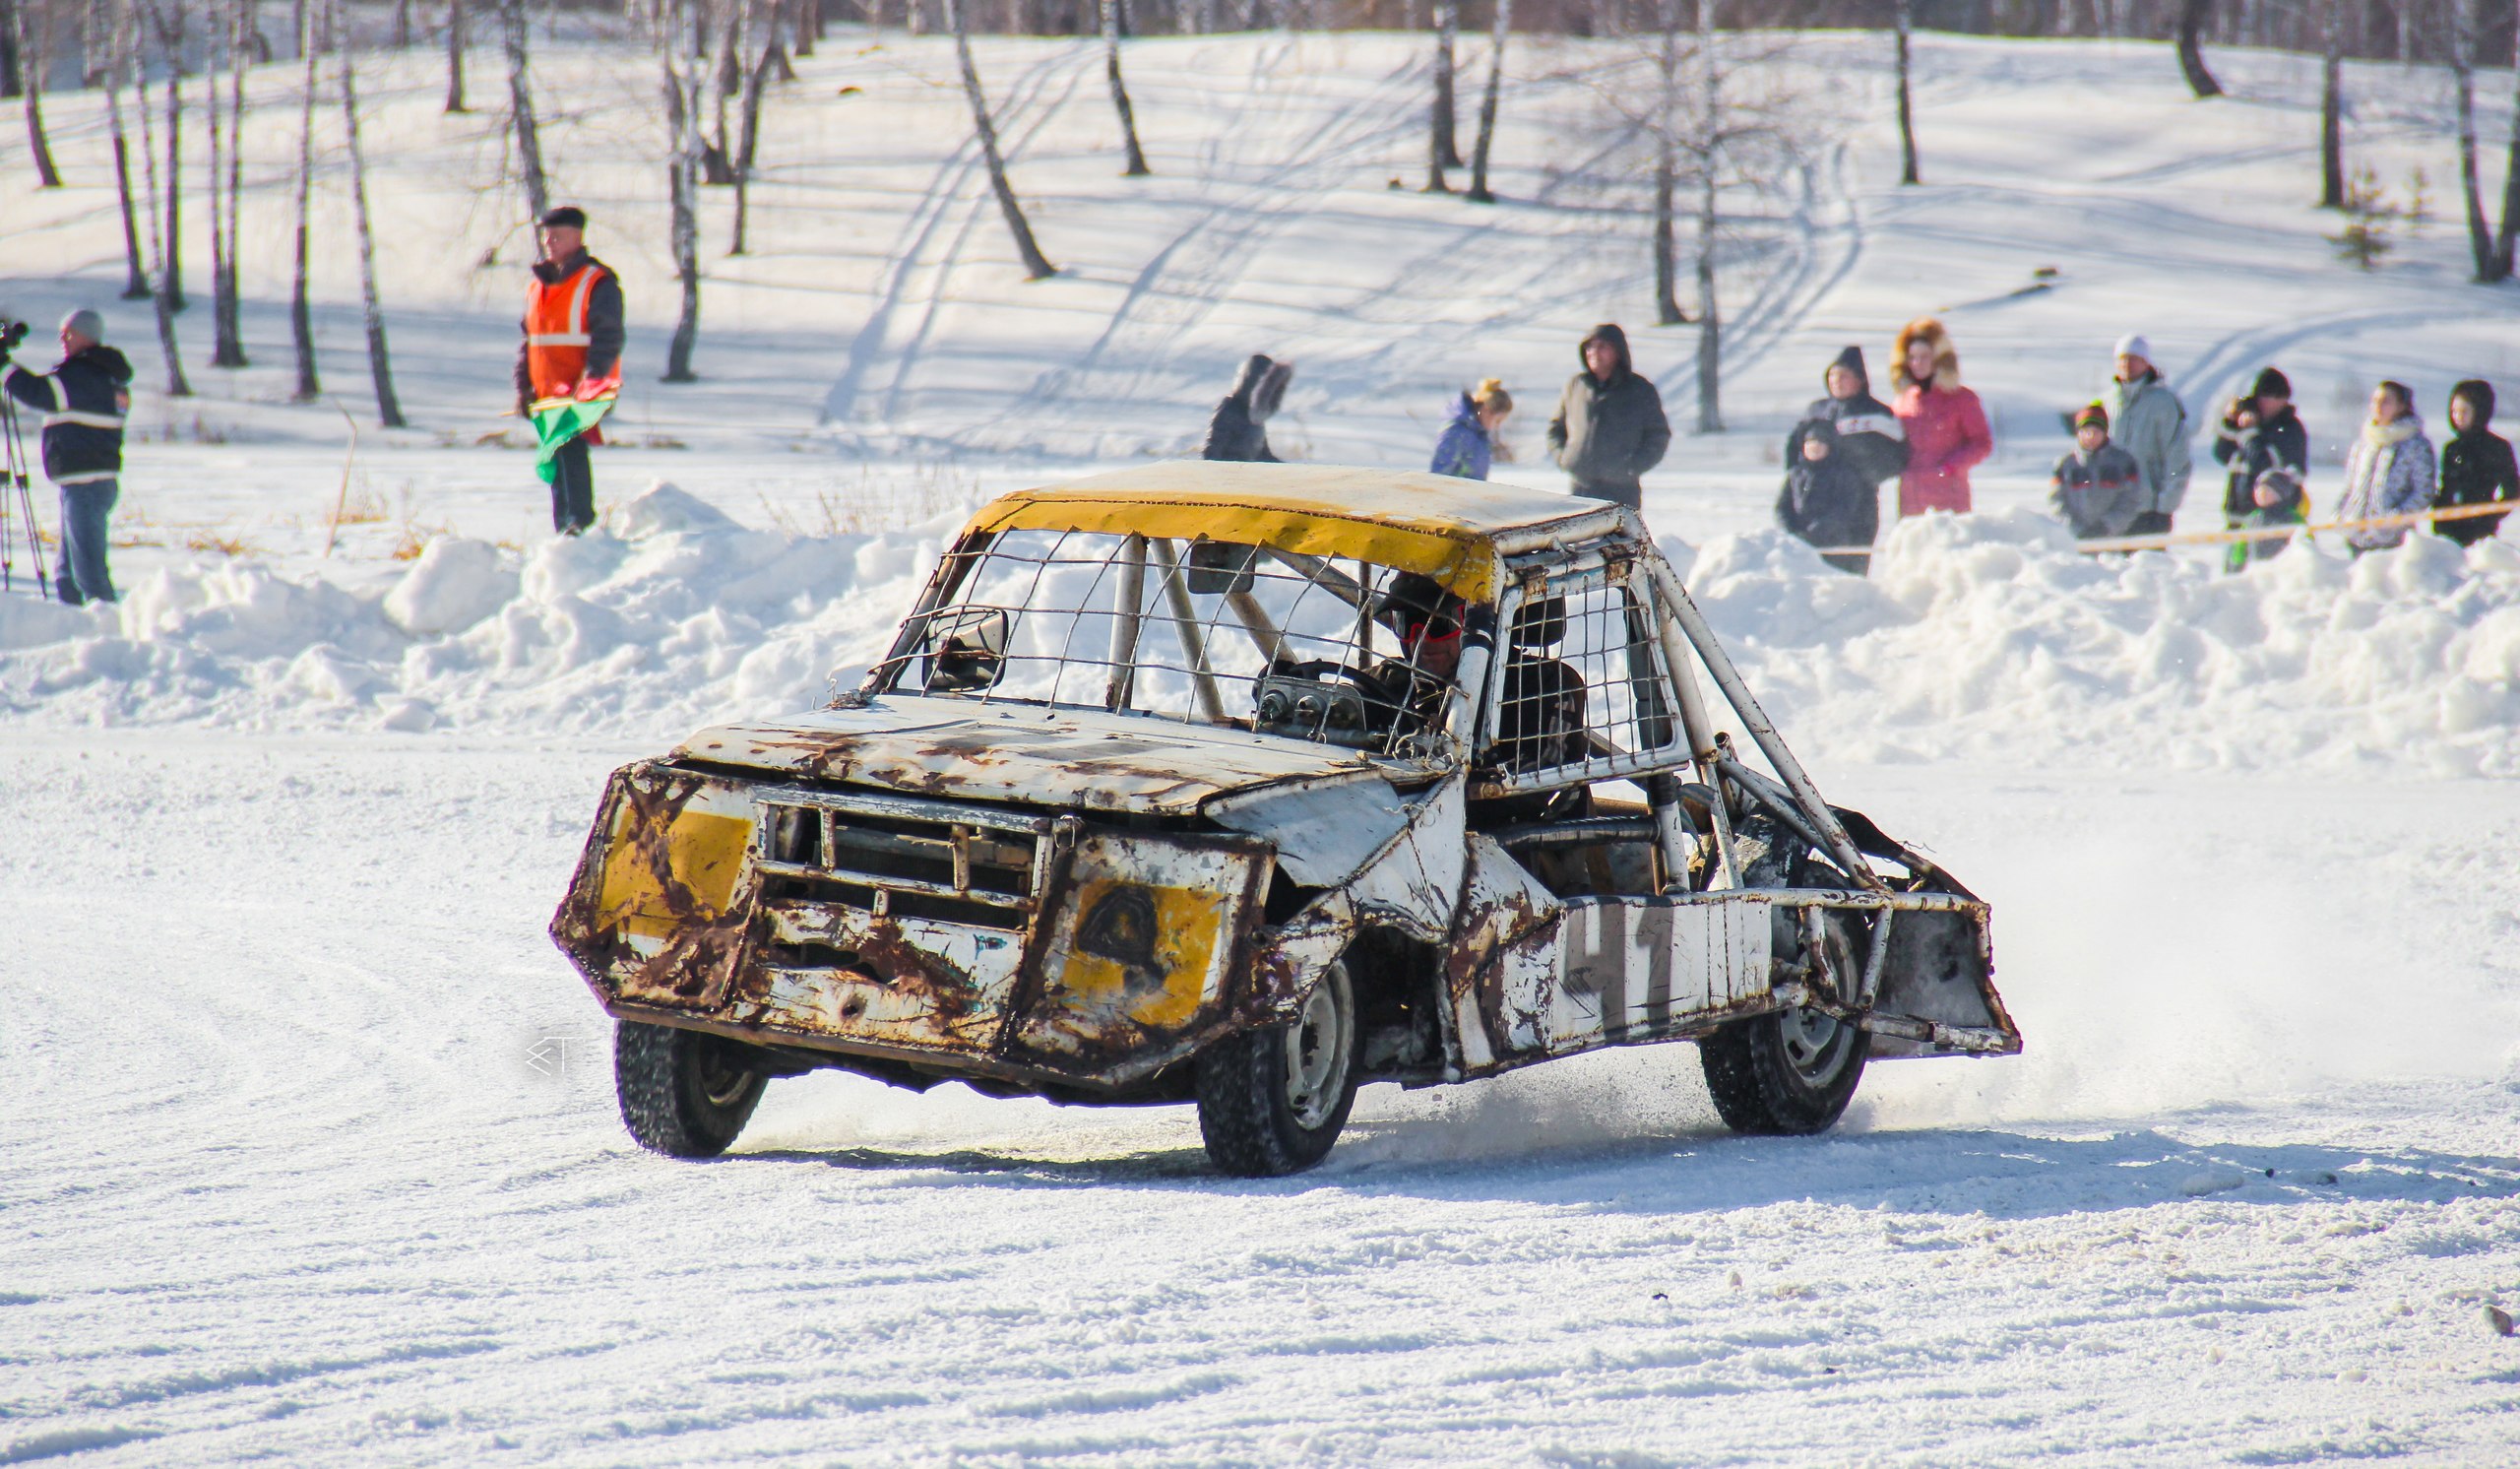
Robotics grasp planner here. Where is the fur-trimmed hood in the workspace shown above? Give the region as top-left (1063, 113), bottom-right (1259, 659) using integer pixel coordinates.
top-left (1891, 317), bottom-right (1961, 392)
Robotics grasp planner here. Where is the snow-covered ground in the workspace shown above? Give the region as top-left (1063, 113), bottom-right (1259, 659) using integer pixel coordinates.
top-left (5, 25), bottom-right (2520, 1466)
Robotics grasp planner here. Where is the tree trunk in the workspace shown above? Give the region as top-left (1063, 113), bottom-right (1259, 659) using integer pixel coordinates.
top-left (1430, 0), bottom-right (1460, 169)
top-left (1694, 0), bottom-right (1721, 433)
top-left (336, 8), bottom-right (407, 427)
top-left (729, 0), bottom-right (780, 254)
top-left (0, 0), bottom-right (18, 101)
top-left (1895, 0), bottom-right (1919, 185)
top-left (661, 0), bottom-right (704, 382)
top-left (503, 0), bottom-right (548, 220)
top-left (2175, 0), bottom-right (2223, 96)
top-left (220, 0), bottom-right (249, 365)
top-left (292, 0), bottom-right (321, 401)
top-left (2320, 0), bottom-right (2344, 207)
top-left (14, 0), bottom-right (58, 186)
top-left (128, 11), bottom-right (192, 397)
top-left (396, 0), bottom-right (412, 46)
top-left (208, 25), bottom-right (242, 365)
top-left (1653, 139), bottom-right (1682, 325)
top-left (2496, 0), bottom-right (2520, 275)
top-left (703, 0), bottom-right (741, 184)
top-left (795, 0), bottom-right (815, 56)
top-left (162, 61), bottom-right (187, 313)
top-left (1099, 0), bottom-right (1149, 175)
top-left (944, 0), bottom-right (1057, 279)
top-left (104, 49), bottom-right (152, 299)
top-left (1465, 0), bottom-right (1508, 203)
top-left (445, 0), bottom-right (468, 111)
top-left (2454, 0), bottom-right (2502, 279)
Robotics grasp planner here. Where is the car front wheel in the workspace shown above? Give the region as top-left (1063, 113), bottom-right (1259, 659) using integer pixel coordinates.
top-left (1195, 964), bottom-right (1357, 1178)
top-left (615, 1019), bottom-right (769, 1158)
top-left (1698, 1003), bottom-right (1866, 1136)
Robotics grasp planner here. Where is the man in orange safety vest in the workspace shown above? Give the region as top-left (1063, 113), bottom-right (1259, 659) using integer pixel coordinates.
top-left (514, 205), bottom-right (624, 536)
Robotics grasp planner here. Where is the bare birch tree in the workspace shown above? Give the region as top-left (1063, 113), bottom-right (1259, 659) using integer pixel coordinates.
top-left (2320, 0), bottom-right (2345, 207)
top-left (502, 0), bottom-right (549, 220)
top-left (0, 0), bottom-right (18, 99)
top-left (730, 0), bottom-right (785, 253)
top-left (657, 0), bottom-right (706, 381)
top-left (445, 0), bottom-right (469, 111)
top-left (141, 0), bottom-right (188, 312)
top-left (1430, 0), bottom-right (1461, 170)
top-left (12, 0), bottom-right (60, 186)
top-left (126, 3), bottom-right (192, 396)
top-left (222, 0), bottom-right (250, 361)
top-left (1099, 0), bottom-right (1149, 176)
top-left (2498, 0), bottom-right (2520, 276)
top-left (2450, 0), bottom-right (2505, 280)
top-left (291, 0), bottom-right (321, 400)
top-left (2175, 0), bottom-right (2224, 96)
top-left (1466, 0), bottom-right (1511, 204)
top-left (94, 1), bottom-right (153, 300)
top-left (207, 9), bottom-right (248, 366)
top-left (943, 0), bottom-right (1056, 279)
top-left (335, 1), bottom-right (406, 426)
top-left (1894, 0), bottom-right (1918, 185)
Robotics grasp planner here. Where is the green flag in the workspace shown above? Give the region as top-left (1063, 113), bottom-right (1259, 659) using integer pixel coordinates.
top-left (530, 394), bottom-right (617, 484)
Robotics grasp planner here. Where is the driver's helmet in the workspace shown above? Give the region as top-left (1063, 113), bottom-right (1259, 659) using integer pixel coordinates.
top-left (1374, 571), bottom-right (1466, 652)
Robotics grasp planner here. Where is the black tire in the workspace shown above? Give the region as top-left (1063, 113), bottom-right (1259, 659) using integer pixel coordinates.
top-left (1196, 964), bottom-right (1357, 1178)
top-left (1698, 1004), bottom-right (1866, 1136)
top-left (615, 1019), bottom-right (769, 1159)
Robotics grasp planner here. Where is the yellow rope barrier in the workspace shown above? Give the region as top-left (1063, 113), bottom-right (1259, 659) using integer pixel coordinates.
top-left (1806, 498), bottom-right (2516, 559)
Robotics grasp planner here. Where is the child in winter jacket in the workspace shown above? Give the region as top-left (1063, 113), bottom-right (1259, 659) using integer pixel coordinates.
top-left (2227, 466), bottom-right (2308, 568)
top-left (1429, 379), bottom-right (1513, 480)
top-left (2048, 404), bottom-right (2146, 540)
top-left (1775, 417), bottom-right (1880, 574)
top-left (2434, 379), bottom-right (2517, 545)
top-left (2337, 381), bottom-right (2436, 552)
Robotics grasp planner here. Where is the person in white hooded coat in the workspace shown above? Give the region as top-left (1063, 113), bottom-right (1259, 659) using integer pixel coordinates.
top-left (2336, 380), bottom-right (2437, 553)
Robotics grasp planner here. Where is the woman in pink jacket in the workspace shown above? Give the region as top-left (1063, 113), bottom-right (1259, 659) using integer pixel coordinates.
top-left (1889, 317), bottom-right (1993, 516)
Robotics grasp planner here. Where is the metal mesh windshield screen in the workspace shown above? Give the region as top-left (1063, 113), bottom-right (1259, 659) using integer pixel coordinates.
top-left (879, 530), bottom-right (1473, 756)
top-left (1485, 568), bottom-right (1680, 787)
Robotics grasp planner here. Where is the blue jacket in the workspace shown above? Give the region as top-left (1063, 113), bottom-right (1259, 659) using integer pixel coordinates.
top-left (4, 345), bottom-right (133, 485)
top-left (1429, 394), bottom-right (1491, 480)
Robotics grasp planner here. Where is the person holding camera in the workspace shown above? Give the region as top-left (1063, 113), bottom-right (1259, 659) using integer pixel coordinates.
top-left (1, 309), bottom-right (135, 606)
top-left (2211, 367), bottom-right (2308, 571)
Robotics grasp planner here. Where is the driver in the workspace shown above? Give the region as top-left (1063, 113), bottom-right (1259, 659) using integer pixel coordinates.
top-left (1365, 571), bottom-right (1467, 738)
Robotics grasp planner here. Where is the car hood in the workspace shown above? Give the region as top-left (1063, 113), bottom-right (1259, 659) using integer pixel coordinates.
top-left (673, 696), bottom-right (1403, 816)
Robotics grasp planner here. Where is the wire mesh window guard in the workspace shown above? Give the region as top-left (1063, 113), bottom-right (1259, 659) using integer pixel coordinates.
top-left (1483, 566), bottom-right (1680, 790)
top-left (871, 530), bottom-right (1479, 758)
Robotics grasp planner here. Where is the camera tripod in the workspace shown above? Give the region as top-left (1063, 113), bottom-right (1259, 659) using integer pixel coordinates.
top-left (0, 391), bottom-right (50, 601)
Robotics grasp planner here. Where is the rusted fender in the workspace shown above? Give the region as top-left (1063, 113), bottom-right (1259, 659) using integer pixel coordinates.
top-left (551, 761), bottom-right (760, 1011)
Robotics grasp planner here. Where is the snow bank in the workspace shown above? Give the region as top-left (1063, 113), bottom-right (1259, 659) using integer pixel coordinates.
top-left (4, 496), bottom-right (2517, 774)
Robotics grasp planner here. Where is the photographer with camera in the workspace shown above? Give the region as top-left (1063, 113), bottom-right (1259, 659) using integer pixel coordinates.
top-left (2, 309), bottom-right (134, 606)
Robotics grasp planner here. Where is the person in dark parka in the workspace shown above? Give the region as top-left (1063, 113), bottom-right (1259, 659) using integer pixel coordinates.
top-left (2212, 366), bottom-right (2310, 570)
top-left (2436, 379), bottom-right (2518, 546)
top-left (1779, 346), bottom-right (1906, 571)
top-left (1544, 324), bottom-right (1670, 510)
top-left (1203, 354), bottom-right (1293, 463)
top-left (1776, 419), bottom-right (1881, 574)
top-left (1, 308), bottom-right (134, 606)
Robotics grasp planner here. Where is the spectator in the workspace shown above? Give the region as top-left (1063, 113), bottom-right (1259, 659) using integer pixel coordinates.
top-left (2435, 379), bottom-right (2517, 546)
top-left (2048, 404), bottom-right (2147, 541)
top-left (1, 308), bottom-right (133, 606)
top-left (515, 205), bottom-right (623, 538)
top-left (1775, 419), bottom-right (1879, 574)
top-left (1430, 378), bottom-right (1513, 480)
top-left (1204, 354), bottom-right (1292, 463)
top-left (2211, 366), bottom-right (2308, 571)
top-left (2102, 334), bottom-right (2192, 537)
top-left (1780, 346), bottom-right (1906, 571)
top-left (1888, 318), bottom-right (1991, 516)
top-left (1545, 323), bottom-right (1670, 511)
top-left (2233, 465), bottom-right (2309, 564)
top-left (2337, 380), bottom-right (2436, 553)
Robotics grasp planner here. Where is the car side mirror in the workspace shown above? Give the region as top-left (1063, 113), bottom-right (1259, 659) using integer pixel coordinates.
top-left (920, 606), bottom-right (1008, 692)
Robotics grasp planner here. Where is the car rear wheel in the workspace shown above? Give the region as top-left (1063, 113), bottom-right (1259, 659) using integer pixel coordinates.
top-left (615, 1019), bottom-right (769, 1158)
top-left (1195, 963), bottom-right (1357, 1178)
top-left (1699, 1003), bottom-right (1866, 1136)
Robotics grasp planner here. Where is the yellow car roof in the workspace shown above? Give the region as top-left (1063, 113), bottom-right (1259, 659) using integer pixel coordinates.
top-left (962, 462), bottom-right (1619, 603)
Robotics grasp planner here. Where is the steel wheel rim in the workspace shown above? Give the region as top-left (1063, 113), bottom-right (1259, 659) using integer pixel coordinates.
top-left (1778, 1006), bottom-right (1852, 1086)
top-left (1284, 977), bottom-right (1350, 1130)
top-left (694, 1041), bottom-right (756, 1109)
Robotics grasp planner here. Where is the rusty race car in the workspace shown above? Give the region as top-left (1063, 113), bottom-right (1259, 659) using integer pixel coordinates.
top-left (554, 464), bottom-right (2018, 1176)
